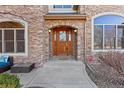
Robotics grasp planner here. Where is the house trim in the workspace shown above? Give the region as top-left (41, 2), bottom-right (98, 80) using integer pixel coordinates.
top-left (44, 14), bottom-right (86, 20)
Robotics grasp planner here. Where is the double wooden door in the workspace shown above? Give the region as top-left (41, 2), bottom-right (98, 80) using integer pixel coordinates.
top-left (52, 28), bottom-right (74, 56)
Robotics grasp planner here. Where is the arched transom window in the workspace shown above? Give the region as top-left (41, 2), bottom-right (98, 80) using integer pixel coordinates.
top-left (0, 21), bottom-right (27, 54)
top-left (93, 14), bottom-right (124, 51)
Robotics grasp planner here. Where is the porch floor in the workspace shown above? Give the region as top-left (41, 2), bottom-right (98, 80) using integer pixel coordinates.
top-left (16, 59), bottom-right (97, 88)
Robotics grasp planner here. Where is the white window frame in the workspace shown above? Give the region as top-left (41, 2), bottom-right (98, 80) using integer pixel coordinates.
top-left (0, 19), bottom-right (28, 56)
top-left (48, 5), bottom-right (77, 13)
top-left (92, 12), bottom-right (124, 52)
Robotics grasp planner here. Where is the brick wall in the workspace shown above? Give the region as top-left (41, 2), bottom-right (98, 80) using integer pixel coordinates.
top-left (45, 19), bottom-right (85, 60)
top-left (84, 5), bottom-right (124, 62)
top-left (0, 5), bottom-right (124, 65)
top-left (0, 6), bottom-right (48, 66)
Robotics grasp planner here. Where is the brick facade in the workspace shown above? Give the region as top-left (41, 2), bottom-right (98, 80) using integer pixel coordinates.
top-left (0, 5), bottom-right (124, 66)
top-left (0, 6), bottom-right (48, 66)
top-left (84, 5), bottom-right (124, 61)
top-left (45, 20), bottom-right (85, 60)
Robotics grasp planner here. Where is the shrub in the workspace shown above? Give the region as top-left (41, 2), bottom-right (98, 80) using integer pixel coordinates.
top-left (97, 52), bottom-right (124, 73)
top-left (0, 73), bottom-right (20, 88)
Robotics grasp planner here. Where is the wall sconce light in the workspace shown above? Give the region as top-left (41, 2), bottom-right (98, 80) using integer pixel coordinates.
top-left (74, 30), bottom-right (77, 32)
top-left (49, 30), bottom-right (51, 33)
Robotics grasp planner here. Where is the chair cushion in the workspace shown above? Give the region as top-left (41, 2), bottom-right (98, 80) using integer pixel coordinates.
top-left (0, 62), bottom-right (10, 68)
top-left (0, 55), bottom-right (9, 63)
top-left (0, 58), bottom-right (5, 63)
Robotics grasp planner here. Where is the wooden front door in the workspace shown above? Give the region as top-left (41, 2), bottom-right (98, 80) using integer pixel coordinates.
top-left (52, 27), bottom-right (74, 56)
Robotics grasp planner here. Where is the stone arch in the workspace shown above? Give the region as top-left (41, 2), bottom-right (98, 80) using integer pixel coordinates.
top-left (49, 25), bottom-right (78, 31)
top-left (46, 22), bottom-right (79, 31)
top-left (0, 21), bottom-right (24, 28)
top-left (0, 13), bottom-right (27, 26)
top-left (92, 12), bottom-right (124, 20)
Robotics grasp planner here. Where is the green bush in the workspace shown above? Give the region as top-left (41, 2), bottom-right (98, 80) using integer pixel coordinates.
top-left (0, 73), bottom-right (20, 88)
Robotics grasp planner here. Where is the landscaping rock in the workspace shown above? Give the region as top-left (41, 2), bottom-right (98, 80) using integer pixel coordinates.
top-left (86, 62), bottom-right (124, 88)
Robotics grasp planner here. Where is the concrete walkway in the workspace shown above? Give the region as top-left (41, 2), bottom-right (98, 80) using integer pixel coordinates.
top-left (18, 60), bottom-right (97, 88)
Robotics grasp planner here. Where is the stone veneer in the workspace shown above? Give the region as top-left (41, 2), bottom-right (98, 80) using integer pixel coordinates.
top-left (84, 5), bottom-right (124, 62)
top-left (0, 6), bottom-right (48, 66)
top-left (45, 20), bottom-right (85, 60)
top-left (0, 5), bottom-right (124, 66)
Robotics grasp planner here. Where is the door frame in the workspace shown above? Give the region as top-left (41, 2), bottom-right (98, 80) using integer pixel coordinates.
top-left (49, 26), bottom-right (77, 59)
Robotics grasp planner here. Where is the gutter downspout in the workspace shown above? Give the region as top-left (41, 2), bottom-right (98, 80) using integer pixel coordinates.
top-left (84, 5), bottom-right (86, 64)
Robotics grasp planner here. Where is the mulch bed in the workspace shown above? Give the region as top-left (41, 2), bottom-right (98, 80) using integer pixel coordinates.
top-left (86, 62), bottom-right (124, 88)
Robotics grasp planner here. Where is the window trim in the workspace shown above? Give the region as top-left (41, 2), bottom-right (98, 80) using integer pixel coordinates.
top-left (0, 19), bottom-right (28, 57)
top-left (92, 12), bottom-right (124, 52)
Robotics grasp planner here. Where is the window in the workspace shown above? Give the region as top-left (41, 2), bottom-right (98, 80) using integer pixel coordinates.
top-left (16, 30), bottom-right (25, 52)
top-left (53, 31), bottom-right (56, 41)
top-left (93, 14), bottom-right (124, 51)
top-left (4, 30), bottom-right (14, 52)
top-left (49, 5), bottom-right (77, 13)
top-left (0, 21), bottom-right (26, 54)
top-left (104, 25), bottom-right (116, 49)
top-left (94, 25), bottom-right (103, 49)
top-left (59, 31), bottom-right (66, 41)
top-left (117, 25), bottom-right (124, 49)
top-left (53, 5), bottom-right (62, 8)
top-left (68, 31), bottom-right (71, 41)
top-left (53, 5), bottom-right (72, 9)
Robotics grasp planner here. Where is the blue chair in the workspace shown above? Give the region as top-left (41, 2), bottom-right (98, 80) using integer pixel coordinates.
top-left (0, 56), bottom-right (13, 73)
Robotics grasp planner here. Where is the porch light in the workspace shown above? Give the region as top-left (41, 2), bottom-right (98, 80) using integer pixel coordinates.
top-left (74, 30), bottom-right (77, 32)
top-left (49, 30), bottom-right (51, 33)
